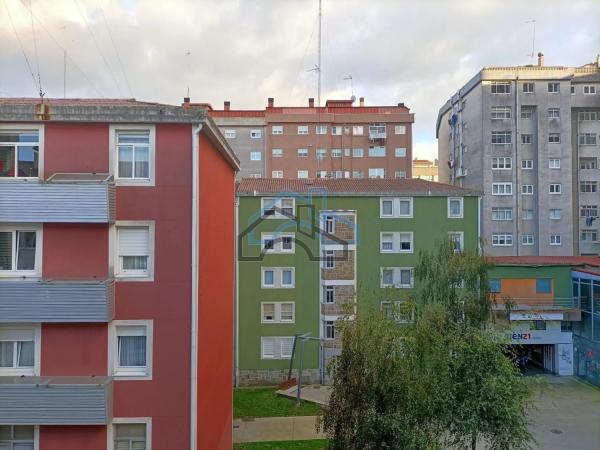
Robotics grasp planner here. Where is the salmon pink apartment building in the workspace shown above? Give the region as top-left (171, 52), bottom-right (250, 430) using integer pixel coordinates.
top-left (0, 98), bottom-right (238, 450)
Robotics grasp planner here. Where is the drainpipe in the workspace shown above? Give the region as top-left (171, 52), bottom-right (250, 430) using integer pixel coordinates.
top-left (235, 196), bottom-right (240, 386)
top-left (514, 75), bottom-right (520, 255)
top-left (478, 196), bottom-right (482, 254)
top-left (190, 123), bottom-right (203, 450)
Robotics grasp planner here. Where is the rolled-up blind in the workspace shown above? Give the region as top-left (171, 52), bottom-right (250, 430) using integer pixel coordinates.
top-left (118, 227), bottom-right (149, 256)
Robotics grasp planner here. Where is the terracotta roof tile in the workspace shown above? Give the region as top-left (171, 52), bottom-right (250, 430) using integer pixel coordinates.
top-left (491, 256), bottom-right (600, 267)
top-left (237, 178), bottom-right (480, 196)
top-left (0, 97), bottom-right (172, 107)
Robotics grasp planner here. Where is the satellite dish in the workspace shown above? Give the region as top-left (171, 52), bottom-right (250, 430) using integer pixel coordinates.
top-left (350, 95), bottom-right (356, 103)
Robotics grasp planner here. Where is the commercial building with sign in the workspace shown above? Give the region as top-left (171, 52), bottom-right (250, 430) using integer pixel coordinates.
top-left (0, 98), bottom-right (239, 450)
top-left (235, 178), bottom-right (480, 386)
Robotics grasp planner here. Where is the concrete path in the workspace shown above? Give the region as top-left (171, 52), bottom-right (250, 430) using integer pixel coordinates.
top-left (233, 416), bottom-right (324, 443)
top-left (276, 384), bottom-right (331, 406)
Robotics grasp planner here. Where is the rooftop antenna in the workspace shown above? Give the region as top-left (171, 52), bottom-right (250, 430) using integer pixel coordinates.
top-left (343, 75), bottom-right (354, 101)
top-left (185, 51), bottom-right (191, 98)
top-left (525, 19), bottom-right (536, 61)
top-left (317, 0), bottom-right (322, 107)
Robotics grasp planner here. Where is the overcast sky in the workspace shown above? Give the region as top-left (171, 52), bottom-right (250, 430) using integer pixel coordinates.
top-left (1, 0), bottom-right (599, 159)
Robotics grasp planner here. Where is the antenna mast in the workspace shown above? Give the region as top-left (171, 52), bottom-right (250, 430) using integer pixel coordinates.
top-left (317, 0), bottom-right (322, 107)
top-left (526, 19), bottom-right (536, 61)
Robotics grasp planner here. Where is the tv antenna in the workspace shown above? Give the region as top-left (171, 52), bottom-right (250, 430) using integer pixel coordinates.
top-left (343, 75), bottom-right (354, 101)
top-left (526, 19), bottom-right (536, 61)
top-left (185, 51), bottom-right (191, 98)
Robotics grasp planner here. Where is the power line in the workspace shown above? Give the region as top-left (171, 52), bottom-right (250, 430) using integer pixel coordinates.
top-left (4, 0), bottom-right (39, 93)
top-left (287, 10), bottom-right (318, 104)
top-left (73, 0), bottom-right (122, 96)
top-left (98, 5), bottom-right (133, 98)
top-left (27, 0), bottom-right (44, 98)
top-left (18, 0), bottom-right (105, 97)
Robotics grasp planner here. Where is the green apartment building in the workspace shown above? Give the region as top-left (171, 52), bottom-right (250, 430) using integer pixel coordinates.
top-left (235, 178), bottom-right (480, 386)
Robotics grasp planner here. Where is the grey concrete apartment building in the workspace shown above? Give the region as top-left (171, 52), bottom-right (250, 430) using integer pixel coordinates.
top-left (437, 53), bottom-right (600, 256)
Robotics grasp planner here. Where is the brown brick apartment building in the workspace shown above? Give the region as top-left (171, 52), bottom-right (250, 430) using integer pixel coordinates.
top-left (195, 97), bottom-right (414, 179)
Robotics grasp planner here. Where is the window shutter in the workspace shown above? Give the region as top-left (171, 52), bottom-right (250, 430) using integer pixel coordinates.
top-left (119, 227), bottom-right (149, 256)
top-left (261, 338), bottom-right (275, 358)
top-left (117, 326), bottom-right (146, 337)
top-left (280, 338), bottom-right (294, 358)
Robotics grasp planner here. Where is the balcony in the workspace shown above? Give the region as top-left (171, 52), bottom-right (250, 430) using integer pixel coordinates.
top-left (0, 173), bottom-right (115, 223)
top-left (0, 376), bottom-right (112, 425)
top-left (492, 297), bottom-right (581, 321)
top-left (0, 279), bottom-right (114, 322)
top-left (368, 125), bottom-right (386, 140)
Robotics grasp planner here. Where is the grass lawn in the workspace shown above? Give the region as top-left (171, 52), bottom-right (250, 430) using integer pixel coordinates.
top-left (234, 387), bottom-right (323, 419)
top-left (234, 439), bottom-right (329, 450)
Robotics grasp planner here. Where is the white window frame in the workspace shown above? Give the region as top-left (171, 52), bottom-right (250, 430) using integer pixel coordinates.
top-left (521, 159), bottom-right (533, 169)
top-left (548, 108), bottom-right (561, 119)
top-left (491, 131), bottom-right (512, 144)
top-left (108, 320), bottom-right (153, 380)
top-left (521, 209), bottom-right (534, 220)
top-left (550, 235), bottom-right (562, 246)
top-left (110, 124), bottom-right (155, 186)
top-left (492, 233), bottom-right (513, 246)
top-left (331, 149), bottom-right (342, 158)
top-left (316, 125), bottom-right (328, 135)
top-left (394, 125), bottom-right (406, 134)
top-left (114, 221), bottom-right (155, 281)
top-left (261, 197), bottom-right (295, 219)
top-left (250, 151), bottom-right (262, 161)
top-left (492, 207), bottom-right (513, 221)
top-left (583, 85), bottom-right (596, 95)
top-left (380, 267), bottom-right (414, 289)
top-left (490, 106), bottom-right (512, 119)
top-left (331, 126), bottom-right (342, 135)
top-left (549, 159), bottom-right (560, 169)
top-left (261, 267), bottom-right (295, 288)
top-left (520, 110), bottom-right (533, 120)
top-left (109, 417), bottom-right (152, 450)
top-left (380, 301), bottom-right (414, 324)
top-left (297, 148), bottom-right (309, 158)
top-left (261, 302), bottom-right (295, 324)
top-left (549, 183), bottom-right (562, 194)
top-left (271, 148), bottom-right (283, 157)
top-left (395, 147), bottom-right (407, 157)
top-left (223, 129), bottom-right (236, 139)
top-left (271, 170), bottom-right (283, 178)
top-left (395, 171), bottom-right (407, 179)
top-left (352, 148), bottom-right (364, 158)
top-left (297, 125), bottom-right (309, 135)
top-left (548, 133), bottom-right (561, 144)
top-left (447, 197), bottom-right (464, 218)
top-left (449, 231), bottom-right (464, 253)
top-left (250, 129), bottom-right (262, 139)
top-left (522, 82), bottom-right (534, 94)
top-left (297, 170), bottom-right (309, 179)
top-left (0, 325), bottom-right (41, 376)
top-left (521, 134), bottom-right (533, 145)
top-left (368, 146), bottom-right (386, 157)
top-left (0, 123), bottom-right (45, 180)
top-left (491, 157), bottom-right (512, 170)
top-left (261, 232), bottom-right (295, 254)
top-left (324, 285), bottom-right (335, 304)
top-left (548, 82), bottom-right (560, 93)
top-left (0, 224), bottom-right (42, 278)
top-left (581, 229), bottom-right (598, 242)
top-left (521, 234), bottom-right (534, 246)
top-left (549, 209), bottom-right (562, 220)
top-left (271, 125), bottom-right (283, 135)
top-left (260, 336), bottom-right (295, 359)
top-left (380, 197), bottom-right (413, 218)
top-left (368, 168), bottom-right (385, 178)
top-left (352, 125), bottom-right (363, 135)
top-left (324, 320), bottom-right (336, 340)
top-left (492, 183), bottom-right (512, 196)
top-left (521, 185), bottom-right (534, 195)
top-left (379, 231), bottom-right (413, 254)
top-left (491, 82), bottom-right (511, 94)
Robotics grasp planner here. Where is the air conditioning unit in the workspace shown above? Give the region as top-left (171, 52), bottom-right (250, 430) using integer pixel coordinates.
top-left (455, 167), bottom-right (468, 178)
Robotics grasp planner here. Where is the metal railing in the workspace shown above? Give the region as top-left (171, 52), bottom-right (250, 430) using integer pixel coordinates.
top-left (492, 296), bottom-right (579, 310)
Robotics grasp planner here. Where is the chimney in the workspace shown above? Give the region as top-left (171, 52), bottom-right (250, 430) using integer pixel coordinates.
top-left (537, 52), bottom-right (544, 67)
top-left (224, 101), bottom-right (230, 111)
top-left (359, 97), bottom-right (364, 107)
top-left (183, 97), bottom-right (190, 108)
top-left (309, 98), bottom-right (315, 107)
top-left (268, 97), bottom-right (274, 108)
top-left (398, 102), bottom-right (405, 107)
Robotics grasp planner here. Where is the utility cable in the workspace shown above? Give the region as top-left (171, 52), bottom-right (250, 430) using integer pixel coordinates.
top-left (27, 0), bottom-right (44, 97)
top-left (4, 0), bottom-right (39, 93)
top-left (99, 5), bottom-right (133, 97)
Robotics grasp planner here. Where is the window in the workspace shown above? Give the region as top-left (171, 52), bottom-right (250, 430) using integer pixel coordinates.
top-left (491, 107), bottom-right (511, 119)
top-left (548, 133), bottom-right (561, 144)
top-left (369, 146), bottom-right (386, 157)
top-left (581, 205), bottom-right (598, 217)
top-left (549, 209), bottom-right (562, 220)
top-left (0, 227), bottom-right (40, 276)
top-left (271, 170), bottom-right (283, 178)
top-left (580, 181), bottom-right (597, 193)
top-left (491, 157), bottom-right (512, 169)
top-left (550, 235), bottom-right (561, 245)
top-left (261, 302), bottom-right (295, 323)
top-left (324, 321), bottom-right (336, 340)
top-left (116, 223), bottom-right (153, 279)
top-left (395, 171), bottom-right (406, 179)
top-left (492, 207), bottom-right (513, 221)
top-left (580, 158), bottom-right (597, 169)
top-left (548, 82), bottom-right (560, 93)
top-left (492, 183), bottom-right (512, 195)
top-left (380, 197), bottom-right (413, 218)
top-left (262, 233), bottom-right (295, 254)
top-left (536, 279), bottom-right (552, 293)
top-left (352, 148), bottom-right (364, 158)
top-left (352, 170), bottom-right (363, 179)
top-left (297, 170), bottom-right (309, 179)
top-left (368, 124), bottom-right (386, 138)
top-left (272, 125), bottom-right (283, 135)
top-left (112, 421), bottom-right (150, 450)
top-left (583, 85), bottom-right (596, 95)
top-left (0, 426), bottom-right (36, 450)
top-left (578, 133), bottom-right (597, 145)
top-left (261, 267), bottom-right (295, 288)
top-left (272, 148), bottom-right (283, 157)
top-left (316, 125), bottom-right (327, 135)
top-left (521, 185), bottom-right (534, 195)
top-left (491, 82), bottom-right (511, 94)
top-left (317, 170), bottom-right (328, 178)
top-left (223, 129), bottom-right (236, 139)
top-left (323, 215), bottom-right (335, 235)
top-left (549, 159), bottom-right (561, 169)
top-left (531, 320), bottom-right (546, 331)
top-left (380, 232), bottom-right (413, 253)
top-left (549, 183), bottom-right (561, 194)
top-left (522, 82), bottom-right (534, 94)
top-left (331, 149), bottom-right (342, 158)
top-left (250, 129), bottom-right (262, 139)
top-left (491, 131), bottom-right (511, 144)
top-left (250, 151), bottom-right (262, 161)
top-left (261, 337), bottom-right (295, 359)
top-left (0, 326), bottom-right (40, 376)
top-left (520, 109), bottom-right (533, 119)
top-left (521, 134), bottom-right (533, 144)
top-left (579, 111), bottom-right (597, 121)
top-left (0, 130), bottom-right (40, 178)
top-left (316, 148), bottom-right (327, 159)
top-left (297, 125), bottom-right (308, 135)
top-left (571, 85), bottom-right (576, 95)
top-left (448, 197), bottom-right (463, 218)
top-left (352, 125), bottom-right (363, 135)
top-left (492, 233), bottom-right (513, 246)
top-left (296, 148), bottom-right (308, 158)
top-left (333, 171), bottom-right (344, 179)
top-left (581, 229), bottom-right (598, 242)
top-left (324, 285), bottom-right (335, 304)
top-left (368, 168), bottom-right (385, 178)
top-left (323, 250), bottom-right (335, 269)
top-left (548, 108), bottom-right (560, 119)
top-left (521, 234), bottom-right (534, 245)
top-left (115, 129), bottom-right (153, 183)
top-left (394, 148), bottom-right (407, 157)
top-left (381, 267), bottom-right (413, 288)
top-left (522, 209), bottom-right (534, 220)
top-left (521, 159), bottom-right (533, 169)
top-left (448, 232), bottom-right (464, 253)
top-left (331, 126), bottom-right (342, 135)
top-left (394, 125), bottom-right (406, 134)
top-left (380, 301), bottom-right (414, 323)
top-left (489, 279), bottom-right (501, 293)
top-left (261, 197), bottom-right (295, 218)
top-left (110, 321), bottom-right (152, 379)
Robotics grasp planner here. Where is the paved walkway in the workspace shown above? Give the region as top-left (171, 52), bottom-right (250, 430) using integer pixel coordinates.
top-left (276, 384), bottom-right (331, 405)
top-left (233, 416), bottom-right (324, 443)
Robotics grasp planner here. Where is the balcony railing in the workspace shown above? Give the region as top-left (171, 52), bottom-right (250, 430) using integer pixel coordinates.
top-left (0, 173), bottom-right (115, 223)
top-left (0, 279), bottom-right (114, 322)
top-left (0, 376), bottom-right (112, 425)
top-left (492, 296), bottom-right (579, 310)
